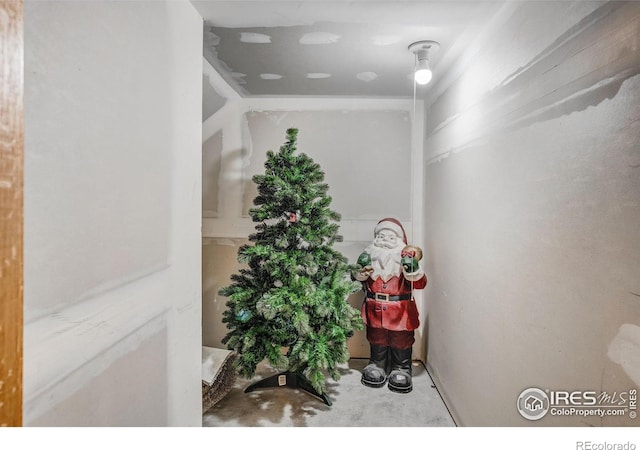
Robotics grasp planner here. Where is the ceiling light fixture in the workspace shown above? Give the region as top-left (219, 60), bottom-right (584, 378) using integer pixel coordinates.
top-left (408, 40), bottom-right (440, 86)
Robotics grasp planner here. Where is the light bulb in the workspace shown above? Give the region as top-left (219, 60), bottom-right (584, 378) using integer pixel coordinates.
top-left (414, 68), bottom-right (433, 85)
top-left (414, 54), bottom-right (432, 85)
top-left (409, 40), bottom-right (439, 86)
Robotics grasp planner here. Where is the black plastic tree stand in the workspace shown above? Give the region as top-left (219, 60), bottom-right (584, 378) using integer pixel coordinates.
top-left (244, 371), bottom-right (332, 406)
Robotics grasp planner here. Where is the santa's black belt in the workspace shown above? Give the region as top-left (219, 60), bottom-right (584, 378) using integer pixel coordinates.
top-left (366, 291), bottom-right (412, 302)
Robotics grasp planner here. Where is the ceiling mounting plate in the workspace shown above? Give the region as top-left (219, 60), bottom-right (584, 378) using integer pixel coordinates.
top-left (408, 40), bottom-right (441, 54)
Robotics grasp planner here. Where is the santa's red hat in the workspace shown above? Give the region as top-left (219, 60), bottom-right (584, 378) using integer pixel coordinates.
top-left (374, 218), bottom-right (407, 244)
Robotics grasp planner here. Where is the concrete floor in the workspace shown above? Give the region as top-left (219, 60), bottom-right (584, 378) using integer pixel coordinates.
top-left (203, 358), bottom-right (456, 427)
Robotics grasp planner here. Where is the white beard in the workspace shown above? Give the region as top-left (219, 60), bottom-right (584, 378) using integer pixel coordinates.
top-left (365, 241), bottom-right (404, 282)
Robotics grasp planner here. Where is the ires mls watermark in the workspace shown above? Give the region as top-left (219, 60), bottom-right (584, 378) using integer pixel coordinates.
top-left (517, 387), bottom-right (637, 421)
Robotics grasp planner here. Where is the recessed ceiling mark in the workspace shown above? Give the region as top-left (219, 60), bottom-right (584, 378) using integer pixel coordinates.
top-left (239, 32), bottom-right (272, 43)
top-left (356, 72), bottom-right (378, 82)
top-left (299, 32), bottom-right (341, 45)
top-left (306, 73), bottom-right (332, 79)
top-left (260, 73), bottom-right (283, 80)
top-left (371, 35), bottom-right (402, 46)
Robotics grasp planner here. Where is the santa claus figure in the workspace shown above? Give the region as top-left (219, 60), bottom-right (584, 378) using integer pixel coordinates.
top-left (353, 218), bottom-right (427, 393)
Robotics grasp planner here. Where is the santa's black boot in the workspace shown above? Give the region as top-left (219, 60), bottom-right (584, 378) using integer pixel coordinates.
top-left (361, 344), bottom-right (389, 388)
top-left (387, 347), bottom-right (413, 393)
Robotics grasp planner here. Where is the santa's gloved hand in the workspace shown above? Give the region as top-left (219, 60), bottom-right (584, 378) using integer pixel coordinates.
top-left (401, 256), bottom-right (420, 273)
top-left (353, 266), bottom-right (374, 281)
top-left (352, 252), bottom-right (373, 281)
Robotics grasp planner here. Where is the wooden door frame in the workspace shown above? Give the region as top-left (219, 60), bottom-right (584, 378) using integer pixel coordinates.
top-left (0, 0), bottom-right (24, 427)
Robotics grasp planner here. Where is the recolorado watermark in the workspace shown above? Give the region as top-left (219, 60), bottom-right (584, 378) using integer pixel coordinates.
top-left (517, 387), bottom-right (637, 421)
top-left (576, 442), bottom-right (636, 450)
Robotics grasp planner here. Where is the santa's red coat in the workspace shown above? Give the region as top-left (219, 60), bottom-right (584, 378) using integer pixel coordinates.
top-left (361, 274), bottom-right (427, 331)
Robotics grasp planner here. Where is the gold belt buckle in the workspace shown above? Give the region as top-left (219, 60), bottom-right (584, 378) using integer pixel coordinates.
top-left (375, 293), bottom-right (390, 302)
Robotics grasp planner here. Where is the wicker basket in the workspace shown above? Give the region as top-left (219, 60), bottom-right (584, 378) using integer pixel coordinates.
top-left (202, 347), bottom-right (238, 413)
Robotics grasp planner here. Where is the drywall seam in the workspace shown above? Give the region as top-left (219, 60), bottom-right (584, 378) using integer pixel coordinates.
top-left (424, 71), bottom-right (639, 168)
top-left (203, 98), bottom-right (245, 143)
top-left (244, 97), bottom-right (414, 112)
top-left (497, 1), bottom-right (618, 89)
top-left (25, 315), bottom-right (168, 424)
top-left (203, 56), bottom-right (241, 102)
top-left (23, 269), bottom-right (171, 422)
top-left (202, 218), bottom-right (413, 243)
top-left (217, 102), bottom-right (248, 219)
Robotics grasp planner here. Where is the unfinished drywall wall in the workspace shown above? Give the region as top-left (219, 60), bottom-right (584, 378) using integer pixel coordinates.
top-left (24, 0), bottom-right (172, 321)
top-left (202, 238), bottom-right (246, 348)
top-left (424, 1), bottom-right (640, 426)
top-left (24, 0), bottom-right (203, 426)
top-left (28, 326), bottom-right (168, 426)
top-left (241, 109), bottom-right (412, 220)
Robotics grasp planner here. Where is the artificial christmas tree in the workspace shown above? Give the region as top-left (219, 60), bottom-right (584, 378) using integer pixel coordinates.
top-left (218, 128), bottom-right (363, 405)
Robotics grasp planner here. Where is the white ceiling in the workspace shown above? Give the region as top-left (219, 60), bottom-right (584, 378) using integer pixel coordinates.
top-left (191, 1), bottom-right (508, 98)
